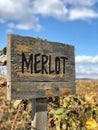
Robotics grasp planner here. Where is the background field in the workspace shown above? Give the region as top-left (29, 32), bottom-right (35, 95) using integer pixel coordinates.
top-left (0, 77), bottom-right (98, 130)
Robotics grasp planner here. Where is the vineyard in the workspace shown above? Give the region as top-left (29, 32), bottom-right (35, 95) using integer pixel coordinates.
top-left (0, 77), bottom-right (98, 130)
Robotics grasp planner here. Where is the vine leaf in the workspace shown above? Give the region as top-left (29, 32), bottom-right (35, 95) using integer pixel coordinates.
top-left (13, 100), bottom-right (22, 109)
top-left (85, 117), bottom-right (98, 130)
top-left (55, 108), bottom-right (64, 116)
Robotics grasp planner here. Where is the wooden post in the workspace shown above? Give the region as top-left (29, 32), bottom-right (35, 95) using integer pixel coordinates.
top-left (31, 98), bottom-right (47, 130)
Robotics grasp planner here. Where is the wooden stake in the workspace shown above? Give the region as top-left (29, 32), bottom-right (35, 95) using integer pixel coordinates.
top-left (31, 98), bottom-right (47, 130)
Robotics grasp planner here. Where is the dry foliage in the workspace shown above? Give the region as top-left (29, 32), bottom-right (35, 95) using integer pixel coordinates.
top-left (0, 78), bottom-right (98, 130)
top-left (48, 94), bottom-right (98, 130)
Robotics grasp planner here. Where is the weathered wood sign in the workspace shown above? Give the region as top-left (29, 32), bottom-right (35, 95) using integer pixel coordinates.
top-left (7, 34), bottom-right (75, 100)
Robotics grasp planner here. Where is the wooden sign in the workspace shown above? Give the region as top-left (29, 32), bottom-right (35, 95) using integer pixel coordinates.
top-left (7, 34), bottom-right (75, 100)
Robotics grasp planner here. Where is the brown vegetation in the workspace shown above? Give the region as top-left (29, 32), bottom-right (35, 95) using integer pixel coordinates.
top-left (0, 77), bottom-right (98, 129)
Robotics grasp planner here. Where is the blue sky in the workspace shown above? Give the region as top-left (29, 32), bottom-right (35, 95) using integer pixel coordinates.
top-left (0, 0), bottom-right (98, 79)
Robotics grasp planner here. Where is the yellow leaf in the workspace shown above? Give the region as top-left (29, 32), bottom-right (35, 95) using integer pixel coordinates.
top-left (85, 117), bottom-right (98, 130)
top-left (84, 94), bottom-right (95, 105)
top-left (62, 124), bottom-right (66, 129)
top-left (13, 100), bottom-right (22, 108)
top-left (71, 121), bottom-right (76, 128)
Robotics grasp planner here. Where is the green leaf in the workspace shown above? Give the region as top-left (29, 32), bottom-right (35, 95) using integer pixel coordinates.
top-left (55, 108), bottom-right (64, 115)
top-left (63, 101), bottom-right (68, 108)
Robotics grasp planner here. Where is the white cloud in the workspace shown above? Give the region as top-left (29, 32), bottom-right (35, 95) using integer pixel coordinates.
top-left (63, 0), bottom-right (97, 7)
top-left (0, 0), bottom-right (98, 30)
top-left (0, 18), bottom-right (5, 23)
top-left (7, 16), bottom-right (41, 31)
top-left (0, 0), bottom-right (41, 31)
top-left (75, 55), bottom-right (98, 64)
top-left (32, 0), bottom-right (68, 20)
top-left (33, 0), bottom-right (98, 21)
top-left (0, 66), bottom-right (6, 77)
top-left (69, 8), bottom-right (98, 20)
top-left (75, 55), bottom-right (98, 79)
top-left (6, 28), bottom-right (13, 33)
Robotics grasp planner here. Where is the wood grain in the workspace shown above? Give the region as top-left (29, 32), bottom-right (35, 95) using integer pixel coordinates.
top-left (7, 34), bottom-right (75, 99)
